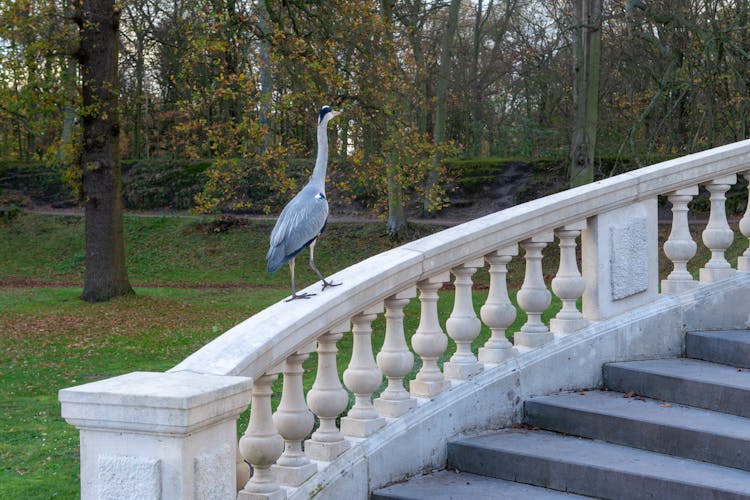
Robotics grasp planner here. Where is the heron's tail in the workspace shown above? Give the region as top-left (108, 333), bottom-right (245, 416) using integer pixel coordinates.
top-left (266, 245), bottom-right (286, 274)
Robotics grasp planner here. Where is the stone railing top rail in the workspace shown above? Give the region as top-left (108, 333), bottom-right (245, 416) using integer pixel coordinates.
top-left (171, 140), bottom-right (750, 381)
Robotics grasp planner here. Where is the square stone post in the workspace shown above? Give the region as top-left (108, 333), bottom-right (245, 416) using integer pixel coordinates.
top-left (59, 371), bottom-right (253, 500)
top-left (581, 198), bottom-right (659, 321)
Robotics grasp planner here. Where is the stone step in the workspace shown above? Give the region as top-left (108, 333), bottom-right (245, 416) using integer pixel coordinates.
top-left (686, 330), bottom-right (750, 368)
top-left (604, 358), bottom-right (750, 417)
top-left (371, 470), bottom-right (591, 500)
top-left (447, 429), bottom-right (750, 500)
top-left (524, 390), bottom-right (750, 471)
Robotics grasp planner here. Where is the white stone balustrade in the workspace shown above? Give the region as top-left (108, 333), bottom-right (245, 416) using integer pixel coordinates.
top-left (375, 287), bottom-right (417, 417)
top-left (410, 272), bottom-right (451, 398)
top-left (739, 171), bottom-right (750, 272)
top-left (59, 141), bottom-right (750, 500)
top-left (550, 223), bottom-right (587, 334)
top-left (305, 322), bottom-right (351, 461)
top-left (444, 259), bottom-right (485, 380)
top-left (341, 304), bottom-right (386, 437)
top-left (701, 175), bottom-right (737, 283)
top-left (515, 232), bottom-right (554, 348)
top-left (239, 367), bottom-right (285, 500)
top-left (662, 187), bottom-right (699, 293)
top-left (272, 343), bottom-right (317, 487)
top-left (478, 246), bottom-right (518, 365)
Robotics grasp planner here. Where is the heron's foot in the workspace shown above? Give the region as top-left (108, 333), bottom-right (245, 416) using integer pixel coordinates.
top-left (285, 292), bottom-right (316, 302)
top-left (321, 279), bottom-right (341, 290)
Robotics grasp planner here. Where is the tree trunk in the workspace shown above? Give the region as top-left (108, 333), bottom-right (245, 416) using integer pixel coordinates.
top-left (386, 157), bottom-right (406, 237)
top-left (569, 0), bottom-right (601, 187)
top-left (470, 0), bottom-right (488, 157)
top-left (58, 58), bottom-right (76, 164)
top-left (258, 0), bottom-right (273, 154)
top-left (425, 0), bottom-right (461, 214)
top-left (77, 0), bottom-right (133, 303)
top-left (381, 0), bottom-right (407, 237)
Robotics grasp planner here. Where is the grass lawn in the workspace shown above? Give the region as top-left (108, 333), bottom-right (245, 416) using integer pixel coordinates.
top-left (1, 213), bottom-right (747, 498)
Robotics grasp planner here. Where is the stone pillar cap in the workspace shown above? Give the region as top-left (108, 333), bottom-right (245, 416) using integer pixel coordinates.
top-left (59, 371), bottom-right (253, 434)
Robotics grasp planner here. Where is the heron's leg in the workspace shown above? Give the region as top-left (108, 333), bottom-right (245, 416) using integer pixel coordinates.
top-left (285, 257), bottom-right (315, 302)
top-left (309, 239), bottom-right (341, 290)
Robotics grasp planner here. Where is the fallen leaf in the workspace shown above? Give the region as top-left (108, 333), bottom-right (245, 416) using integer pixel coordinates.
top-left (660, 403), bottom-right (672, 408)
top-left (623, 391), bottom-right (635, 398)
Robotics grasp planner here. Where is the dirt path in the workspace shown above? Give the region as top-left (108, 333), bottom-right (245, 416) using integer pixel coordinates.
top-left (25, 207), bottom-right (467, 226)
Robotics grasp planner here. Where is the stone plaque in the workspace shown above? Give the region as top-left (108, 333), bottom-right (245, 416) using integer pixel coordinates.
top-left (609, 217), bottom-right (649, 300)
top-left (98, 454), bottom-right (161, 500)
top-left (194, 444), bottom-right (234, 499)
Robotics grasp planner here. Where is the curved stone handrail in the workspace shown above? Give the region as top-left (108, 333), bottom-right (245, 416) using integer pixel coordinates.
top-left (171, 139), bottom-right (750, 381)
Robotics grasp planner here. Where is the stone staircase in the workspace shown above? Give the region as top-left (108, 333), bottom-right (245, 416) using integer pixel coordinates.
top-left (373, 331), bottom-right (750, 499)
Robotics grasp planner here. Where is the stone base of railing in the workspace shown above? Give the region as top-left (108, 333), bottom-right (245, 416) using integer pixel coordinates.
top-left (738, 256), bottom-right (750, 272)
top-left (304, 438), bottom-right (350, 462)
top-left (374, 396), bottom-right (417, 418)
top-left (273, 462), bottom-right (318, 487)
top-left (410, 379), bottom-right (450, 398)
top-left (341, 415), bottom-right (386, 437)
top-left (237, 487), bottom-right (285, 500)
top-left (59, 371), bottom-right (253, 500)
top-left (478, 345), bottom-right (517, 365)
top-left (514, 330), bottom-right (554, 348)
top-left (443, 361), bottom-right (483, 380)
top-left (700, 267), bottom-right (736, 282)
top-left (549, 317), bottom-right (588, 335)
top-left (661, 279), bottom-right (699, 295)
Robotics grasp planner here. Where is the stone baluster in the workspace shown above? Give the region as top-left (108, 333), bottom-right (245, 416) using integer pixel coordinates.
top-left (739, 171), bottom-right (750, 272)
top-left (341, 304), bottom-right (386, 437)
top-left (272, 343), bottom-right (317, 487)
top-left (515, 232), bottom-right (554, 348)
top-left (444, 259), bottom-right (485, 380)
top-left (237, 442), bottom-right (251, 492)
top-left (410, 272), bottom-right (451, 398)
top-left (479, 246), bottom-right (518, 365)
top-left (700, 175), bottom-right (737, 283)
top-left (238, 366), bottom-right (285, 500)
top-left (374, 287), bottom-right (418, 418)
top-left (550, 223), bottom-right (587, 334)
top-left (305, 322), bottom-right (351, 461)
top-left (662, 187), bottom-right (700, 293)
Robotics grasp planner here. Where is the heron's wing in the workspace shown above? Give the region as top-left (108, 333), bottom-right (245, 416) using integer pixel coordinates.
top-left (268, 188), bottom-right (329, 265)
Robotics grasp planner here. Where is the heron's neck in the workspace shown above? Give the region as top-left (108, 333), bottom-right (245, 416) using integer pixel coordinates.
top-left (310, 122), bottom-right (329, 191)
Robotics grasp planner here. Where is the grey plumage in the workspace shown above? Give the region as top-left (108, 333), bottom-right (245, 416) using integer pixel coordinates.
top-left (266, 184), bottom-right (328, 273)
top-left (266, 105), bottom-right (341, 300)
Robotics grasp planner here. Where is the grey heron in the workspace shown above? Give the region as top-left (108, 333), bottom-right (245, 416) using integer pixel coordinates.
top-left (266, 105), bottom-right (342, 301)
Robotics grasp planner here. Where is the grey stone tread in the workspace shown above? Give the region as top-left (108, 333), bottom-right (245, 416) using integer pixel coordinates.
top-left (525, 390), bottom-right (750, 470)
top-left (449, 429), bottom-right (750, 499)
top-left (371, 470), bottom-right (591, 499)
top-left (687, 330), bottom-right (750, 368)
top-left (604, 358), bottom-right (750, 417)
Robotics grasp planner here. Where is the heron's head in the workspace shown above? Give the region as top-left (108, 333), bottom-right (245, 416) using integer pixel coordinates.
top-left (318, 105), bottom-right (342, 124)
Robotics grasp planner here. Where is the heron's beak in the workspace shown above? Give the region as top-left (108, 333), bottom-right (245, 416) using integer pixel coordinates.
top-left (331, 110), bottom-right (342, 118)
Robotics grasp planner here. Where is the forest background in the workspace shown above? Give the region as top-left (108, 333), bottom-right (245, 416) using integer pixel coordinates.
top-left (2, 0), bottom-right (750, 228)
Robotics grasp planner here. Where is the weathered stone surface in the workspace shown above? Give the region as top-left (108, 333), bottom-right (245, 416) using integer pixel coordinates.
top-left (609, 217), bottom-right (649, 300)
top-left (686, 330), bottom-right (750, 368)
top-left (98, 455), bottom-right (161, 500)
top-left (448, 429), bottom-right (750, 499)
